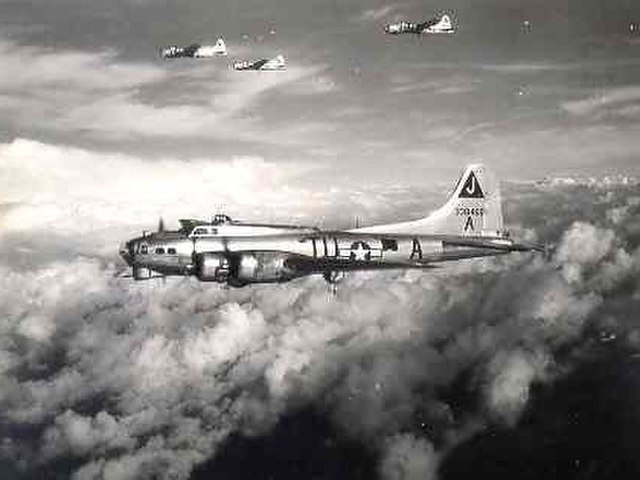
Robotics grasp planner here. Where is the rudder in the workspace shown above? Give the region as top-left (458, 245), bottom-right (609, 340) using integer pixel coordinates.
top-left (352, 164), bottom-right (504, 237)
top-left (431, 164), bottom-right (504, 237)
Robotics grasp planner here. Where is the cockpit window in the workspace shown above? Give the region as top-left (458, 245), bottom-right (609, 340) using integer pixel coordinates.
top-left (140, 245), bottom-right (148, 254)
top-left (155, 247), bottom-right (165, 255)
top-left (167, 247), bottom-right (176, 255)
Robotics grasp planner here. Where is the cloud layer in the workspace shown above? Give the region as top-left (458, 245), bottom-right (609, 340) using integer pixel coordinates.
top-left (1, 149), bottom-right (639, 478)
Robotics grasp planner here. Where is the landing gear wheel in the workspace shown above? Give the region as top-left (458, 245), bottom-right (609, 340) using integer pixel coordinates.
top-left (323, 271), bottom-right (346, 295)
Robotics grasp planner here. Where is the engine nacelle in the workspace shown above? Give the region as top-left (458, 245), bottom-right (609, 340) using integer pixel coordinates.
top-left (196, 253), bottom-right (231, 282)
top-left (133, 266), bottom-right (153, 280)
top-left (234, 252), bottom-right (298, 284)
top-left (195, 251), bottom-right (298, 285)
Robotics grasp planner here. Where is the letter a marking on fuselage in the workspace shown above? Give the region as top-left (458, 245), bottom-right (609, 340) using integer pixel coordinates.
top-left (459, 172), bottom-right (484, 198)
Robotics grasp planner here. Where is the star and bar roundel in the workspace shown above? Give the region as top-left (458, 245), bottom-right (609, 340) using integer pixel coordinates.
top-left (349, 241), bottom-right (372, 261)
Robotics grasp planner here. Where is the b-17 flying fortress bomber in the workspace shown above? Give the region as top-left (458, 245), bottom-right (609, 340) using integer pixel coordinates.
top-left (159, 36), bottom-right (286, 71)
top-left (158, 11), bottom-right (455, 69)
top-left (160, 37), bottom-right (227, 58)
top-left (119, 165), bottom-right (543, 287)
top-left (232, 54), bottom-right (287, 71)
top-left (384, 13), bottom-right (455, 35)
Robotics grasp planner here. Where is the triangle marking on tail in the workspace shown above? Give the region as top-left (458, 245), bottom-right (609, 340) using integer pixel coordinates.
top-left (459, 171), bottom-right (484, 198)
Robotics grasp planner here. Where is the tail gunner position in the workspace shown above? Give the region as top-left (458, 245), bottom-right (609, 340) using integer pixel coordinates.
top-left (119, 165), bottom-right (543, 287)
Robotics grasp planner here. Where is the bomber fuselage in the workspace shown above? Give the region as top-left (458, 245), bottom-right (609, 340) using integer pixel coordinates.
top-left (119, 165), bottom-right (543, 286)
top-left (120, 221), bottom-right (518, 286)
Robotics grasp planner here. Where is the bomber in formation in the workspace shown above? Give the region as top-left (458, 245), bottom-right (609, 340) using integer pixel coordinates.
top-left (158, 11), bottom-right (456, 70)
top-left (160, 36), bottom-right (286, 70)
top-left (161, 38), bottom-right (227, 58)
top-left (120, 165), bottom-right (543, 287)
top-left (232, 54), bottom-right (287, 71)
top-left (384, 13), bottom-right (455, 35)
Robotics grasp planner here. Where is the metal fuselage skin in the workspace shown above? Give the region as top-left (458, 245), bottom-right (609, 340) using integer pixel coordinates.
top-left (120, 165), bottom-right (542, 286)
top-left (384, 16), bottom-right (455, 35)
top-left (120, 221), bottom-right (517, 286)
top-left (161, 42), bottom-right (227, 58)
top-left (233, 56), bottom-right (286, 71)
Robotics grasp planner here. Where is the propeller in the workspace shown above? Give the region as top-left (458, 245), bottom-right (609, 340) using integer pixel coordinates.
top-left (158, 217), bottom-right (165, 233)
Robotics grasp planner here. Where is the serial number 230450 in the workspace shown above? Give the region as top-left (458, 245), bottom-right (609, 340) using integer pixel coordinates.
top-left (455, 207), bottom-right (485, 216)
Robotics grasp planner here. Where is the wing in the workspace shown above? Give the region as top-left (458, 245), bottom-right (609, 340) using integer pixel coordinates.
top-left (284, 254), bottom-right (439, 274)
top-left (419, 17), bottom-right (440, 29)
top-left (251, 59), bottom-right (269, 70)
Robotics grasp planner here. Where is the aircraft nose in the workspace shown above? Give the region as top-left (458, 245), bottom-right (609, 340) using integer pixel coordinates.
top-left (119, 240), bottom-right (134, 266)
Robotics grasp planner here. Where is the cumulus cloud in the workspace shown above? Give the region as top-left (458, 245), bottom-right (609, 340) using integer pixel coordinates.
top-left (0, 138), bottom-right (315, 238)
top-left (1, 140), bottom-right (639, 479)
top-left (562, 87), bottom-right (640, 120)
top-left (0, 137), bottom-right (448, 260)
top-left (0, 43), bottom-right (163, 91)
top-left (484, 349), bottom-right (550, 426)
top-left (356, 5), bottom-right (398, 22)
top-left (1, 220), bottom-right (637, 478)
top-left (379, 434), bottom-right (438, 480)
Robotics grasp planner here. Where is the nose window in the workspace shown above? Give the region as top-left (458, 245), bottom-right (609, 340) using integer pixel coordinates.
top-left (140, 245), bottom-right (148, 254)
top-left (167, 248), bottom-right (176, 255)
top-left (155, 247), bottom-right (165, 254)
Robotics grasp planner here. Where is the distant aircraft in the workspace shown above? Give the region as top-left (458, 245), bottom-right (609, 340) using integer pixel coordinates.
top-left (233, 54), bottom-right (286, 71)
top-left (119, 165), bottom-right (543, 287)
top-left (384, 14), bottom-right (455, 35)
top-left (161, 38), bottom-right (227, 58)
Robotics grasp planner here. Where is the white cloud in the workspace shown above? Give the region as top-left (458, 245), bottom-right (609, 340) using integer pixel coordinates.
top-left (357, 6), bottom-right (398, 22)
top-left (0, 138), bottom-right (317, 239)
top-left (0, 137), bottom-right (453, 258)
top-left (556, 222), bottom-right (615, 266)
top-left (480, 63), bottom-right (571, 73)
top-left (562, 86), bottom-right (640, 119)
top-left (0, 209), bottom-right (637, 478)
top-left (0, 39), bottom-right (337, 144)
top-left (0, 42), bottom-right (164, 91)
top-left (380, 434), bottom-right (439, 480)
top-left (485, 350), bottom-right (550, 426)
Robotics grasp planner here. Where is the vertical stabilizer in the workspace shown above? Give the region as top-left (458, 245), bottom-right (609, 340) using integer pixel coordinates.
top-left (352, 164), bottom-right (504, 237)
top-left (438, 15), bottom-right (452, 30)
top-left (215, 37), bottom-right (227, 55)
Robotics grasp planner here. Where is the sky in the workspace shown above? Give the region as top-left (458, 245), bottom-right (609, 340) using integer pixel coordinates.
top-left (1, 1), bottom-right (640, 479)
top-left (0, 0), bottom-right (639, 187)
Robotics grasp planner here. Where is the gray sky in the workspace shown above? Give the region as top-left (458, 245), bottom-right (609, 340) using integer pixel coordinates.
top-left (1, 0), bottom-right (639, 188)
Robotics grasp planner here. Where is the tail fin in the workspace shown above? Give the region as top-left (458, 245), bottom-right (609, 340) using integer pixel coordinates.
top-left (352, 164), bottom-right (505, 237)
top-left (215, 37), bottom-right (227, 55)
top-left (438, 14), bottom-right (452, 30)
